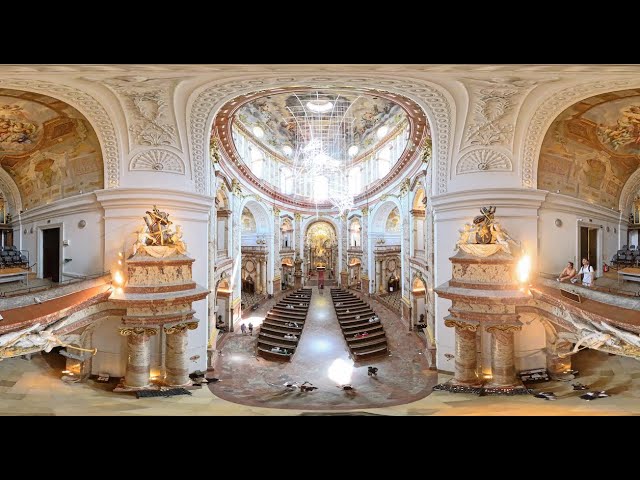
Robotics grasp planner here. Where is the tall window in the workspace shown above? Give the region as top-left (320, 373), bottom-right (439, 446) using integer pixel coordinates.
top-left (348, 166), bottom-right (362, 195)
top-left (313, 175), bottom-right (329, 201)
top-left (280, 167), bottom-right (293, 194)
top-left (377, 145), bottom-right (391, 179)
top-left (250, 145), bottom-right (264, 179)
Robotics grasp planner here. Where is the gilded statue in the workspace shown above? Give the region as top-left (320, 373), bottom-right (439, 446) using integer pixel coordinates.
top-left (472, 206), bottom-right (496, 244)
top-left (455, 207), bottom-right (519, 256)
top-left (134, 206), bottom-right (188, 256)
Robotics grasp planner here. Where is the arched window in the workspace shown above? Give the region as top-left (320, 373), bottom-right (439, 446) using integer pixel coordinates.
top-left (313, 175), bottom-right (329, 201)
top-left (348, 166), bottom-right (362, 195)
top-left (250, 145), bottom-right (264, 179)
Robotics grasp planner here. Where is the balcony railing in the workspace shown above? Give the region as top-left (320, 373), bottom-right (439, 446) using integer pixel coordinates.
top-left (242, 245), bottom-right (268, 254)
top-left (347, 247), bottom-right (363, 254)
top-left (374, 245), bottom-right (401, 254)
top-left (280, 247), bottom-right (294, 254)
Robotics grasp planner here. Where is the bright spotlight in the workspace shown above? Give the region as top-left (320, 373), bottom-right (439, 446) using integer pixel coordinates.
top-left (328, 358), bottom-right (354, 386)
top-left (517, 254), bottom-right (531, 284)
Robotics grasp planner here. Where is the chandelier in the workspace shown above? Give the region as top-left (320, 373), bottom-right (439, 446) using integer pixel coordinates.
top-left (286, 92), bottom-right (359, 213)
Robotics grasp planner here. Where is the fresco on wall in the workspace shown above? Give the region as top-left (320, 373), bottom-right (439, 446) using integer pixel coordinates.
top-left (236, 90), bottom-right (408, 155)
top-left (386, 207), bottom-right (401, 232)
top-left (241, 208), bottom-right (256, 232)
top-left (538, 89), bottom-right (640, 209)
top-left (0, 90), bottom-right (103, 210)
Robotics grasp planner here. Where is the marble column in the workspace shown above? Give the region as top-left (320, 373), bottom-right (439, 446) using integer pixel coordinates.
top-left (375, 258), bottom-right (382, 294)
top-left (273, 207), bottom-right (281, 291)
top-left (255, 260), bottom-right (262, 294)
top-left (486, 324), bottom-right (521, 387)
top-left (379, 258), bottom-right (386, 293)
top-left (164, 322), bottom-right (197, 386)
top-left (445, 319), bottom-right (478, 385)
top-left (261, 258), bottom-right (267, 295)
top-left (119, 327), bottom-right (157, 389)
top-left (361, 207), bottom-right (369, 282)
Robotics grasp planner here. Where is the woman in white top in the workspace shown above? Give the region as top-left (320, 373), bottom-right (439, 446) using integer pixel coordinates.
top-left (577, 257), bottom-right (595, 287)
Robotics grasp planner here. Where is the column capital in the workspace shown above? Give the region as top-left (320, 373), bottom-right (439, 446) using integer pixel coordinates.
top-left (361, 206), bottom-right (369, 217)
top-left (164, 322), bottom-right (199, 334)
top-left (119, 327), bottom-right (157, 336)
top-left (486, 324), bottom-right (522, 334)
top-left (294, 213), bottom-right (302, 222)
top-left (444, 319), bottom-right (478, 332)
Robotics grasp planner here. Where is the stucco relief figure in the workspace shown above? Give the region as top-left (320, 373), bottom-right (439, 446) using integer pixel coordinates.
top-left (133, 227), bottom-right (152, 255)
top-left (455, 224), bottom-right (474, 251)
top-left (169, 225), bottom-right (187, 254)
top-left (491, 223), bottom-right (519, 255)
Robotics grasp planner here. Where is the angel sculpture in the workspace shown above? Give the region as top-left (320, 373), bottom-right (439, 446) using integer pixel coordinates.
top-left (169, 224), bottom-right (187, 254)
top-left (455, 224), bottom-right (474, 251)
top-left (491, 223), bottom-right (519, 255)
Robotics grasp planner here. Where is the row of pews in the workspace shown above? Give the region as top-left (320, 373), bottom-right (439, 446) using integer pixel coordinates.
top-left (256, 288), bottom-right (312, 361)
top-left (330, 288), bottom-right (389, 360)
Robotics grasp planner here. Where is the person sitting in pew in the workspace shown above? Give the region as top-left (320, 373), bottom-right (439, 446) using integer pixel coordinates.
top-left (368, 367), bottom-right (378, 377)
top-left (286, 322), bottom-right (299, 328)
top-left (369, 316), bottom-right (379, 323)
top-left (284, 333), bottom-right (298, 340)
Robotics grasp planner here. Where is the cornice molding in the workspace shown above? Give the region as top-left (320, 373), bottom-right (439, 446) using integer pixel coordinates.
top-left (95, 188), bottom-right (214, 220)
top-left (541, 193), bottom-right (625, 223)
top-left (430, 187), bottom-right (548, 213)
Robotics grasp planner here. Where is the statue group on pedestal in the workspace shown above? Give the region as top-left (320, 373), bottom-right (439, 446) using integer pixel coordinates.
top-left (456, 206), bottom-right (519, 255)
top-left (133, 205), bottom-right (187, 255)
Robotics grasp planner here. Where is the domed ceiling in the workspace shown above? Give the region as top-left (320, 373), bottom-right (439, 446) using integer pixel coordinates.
top-left (0, 89), bottom-right (103, 210)
top-left (235, 91), bottom-right (408, 158)
top-left (212, 87), bottom-right (430, 211)
top-left (538, 88), bottom-right (640, 209)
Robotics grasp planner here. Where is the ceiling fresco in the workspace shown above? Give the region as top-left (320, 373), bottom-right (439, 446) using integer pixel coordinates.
top-left (235, 90), bottom-right (407, 155)
top-left (538, 89), bottom-right (640, 209)
top-left (0, 89), bottom-right (103, 210)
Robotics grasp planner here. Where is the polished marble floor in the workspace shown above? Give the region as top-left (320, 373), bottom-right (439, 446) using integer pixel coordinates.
top-left (210, 287), bottom-right (435, 409)
top-left (2, 348), bottom-right (640, 415)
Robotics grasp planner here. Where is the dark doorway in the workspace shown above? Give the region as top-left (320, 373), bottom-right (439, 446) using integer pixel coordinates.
top-left (579, 226), bottom-right (598, 270)
top-left (42, 228), bottom-right (60, 283)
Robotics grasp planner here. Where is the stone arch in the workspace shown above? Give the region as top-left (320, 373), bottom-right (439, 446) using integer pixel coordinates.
top-left (620, 168), bottom-right (640, 214)
top-left (0, 168), bottom-right (22, 215)
top-left (239, 198), bottom-right (272, 235)
top-left (301, 216), bottom-right (340, 239)
top-left (187, 74), bottom-right (454, 197)
top-left (370, 198), bottom-right (402, 234)
top-left (520, 78), bottom-right (640, 190)
top-left (215, 187), bottom-right (229, 210)
top-left (0, 79), bottom-right (122, 189)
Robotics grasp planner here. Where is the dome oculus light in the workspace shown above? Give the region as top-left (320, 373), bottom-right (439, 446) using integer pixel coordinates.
top-left (348, 145), bottom-right (359, 157)
top-left (307, 100), bottom-right (334, 113)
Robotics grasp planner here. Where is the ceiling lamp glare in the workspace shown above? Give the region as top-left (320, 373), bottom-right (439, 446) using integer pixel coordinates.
top-left (283, 145), bottom-right (293, 156)
top-left (252, 126), bottom-right (264, 138)
top-left (348, 145), bottom-right (359, 157)
top-left (307, 100), bottom-right (334, 113)
top-left (376, 126), bottom-right (389, 139)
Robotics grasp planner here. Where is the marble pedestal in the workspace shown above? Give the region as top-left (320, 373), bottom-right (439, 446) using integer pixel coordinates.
top-left (435, 247), bottom-right (530, 395)
top-left (111, 249), bottom-right (209, 390)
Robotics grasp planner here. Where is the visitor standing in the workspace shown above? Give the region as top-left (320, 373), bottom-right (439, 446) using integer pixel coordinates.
top-left (248, 322), bottom-right (254, 335)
